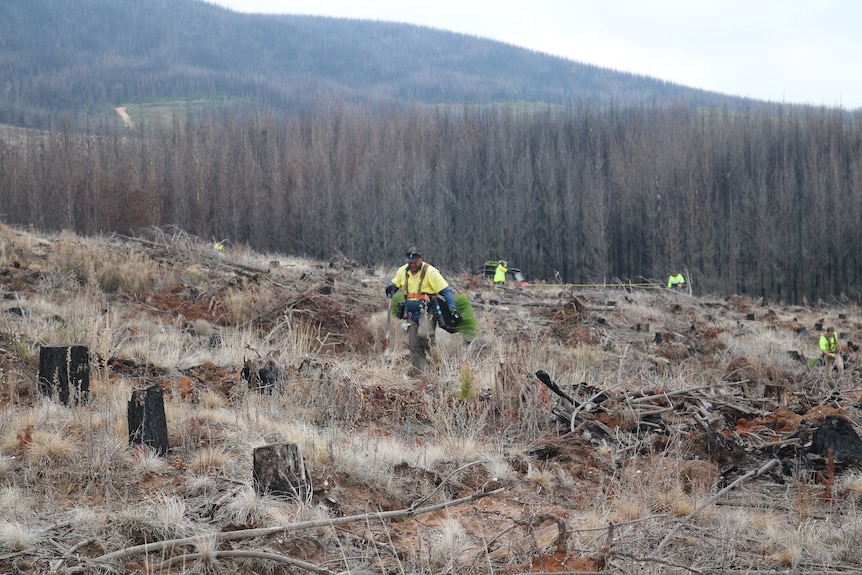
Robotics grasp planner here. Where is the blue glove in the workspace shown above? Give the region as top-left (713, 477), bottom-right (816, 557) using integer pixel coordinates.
top-left (385, 283), bottom-right (398, 297)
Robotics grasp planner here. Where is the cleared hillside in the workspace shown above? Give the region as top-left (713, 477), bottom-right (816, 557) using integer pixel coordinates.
top-left (2, 223), bottom-right (862, 573)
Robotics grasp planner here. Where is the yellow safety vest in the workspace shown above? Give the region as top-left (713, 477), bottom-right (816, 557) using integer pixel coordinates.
top-left (820, 333), bottom-right (838, 354)
top-left (494, 263), bottom-right (507, 283)
top-left (391, 263), bottom-right (449, 298)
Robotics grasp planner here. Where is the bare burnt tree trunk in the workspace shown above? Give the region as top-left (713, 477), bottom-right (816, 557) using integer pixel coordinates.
top-left (6, 102), bottom-right (862, 303)
top-left (253, 442), bottom-right (311, 501)
top-left (38, 345), bottom-right (90, 406)
top-left (128, 385), bottom-right (169, 456)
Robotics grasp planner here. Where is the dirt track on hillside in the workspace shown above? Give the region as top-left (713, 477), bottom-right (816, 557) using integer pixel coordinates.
top-left (115, 106), bottom-right (133, 128)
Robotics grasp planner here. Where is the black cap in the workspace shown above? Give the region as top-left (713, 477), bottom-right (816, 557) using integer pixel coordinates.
top-left (405, 246), bottom-right (422, 262)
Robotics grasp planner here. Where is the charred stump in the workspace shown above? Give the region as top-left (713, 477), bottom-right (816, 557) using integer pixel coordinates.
top-left (809, 416), bottom-right (862, 465)
top-left (128, 385), bottom-right (169, 456)
top-left (242, 357), bottom-right (280, 394)
top-left (253, 442), bottom-right (311, 501)
top-left (38, 345), bottom-right (90, 405)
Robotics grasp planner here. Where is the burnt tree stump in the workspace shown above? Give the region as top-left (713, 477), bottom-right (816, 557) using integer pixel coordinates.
top-left (241, 357), bottom-right (280, 394)
top-left (810, 416), bottom-right (862, 465)
top-left (253, 442), bottom-right (311, 501)
top-left (128, 385), bottom-right (169, 456)
top-left (38, 345), bottom-right (90, 405)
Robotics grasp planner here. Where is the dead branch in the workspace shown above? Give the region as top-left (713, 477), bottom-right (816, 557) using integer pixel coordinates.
top-left (610, 550), bottom-right (703, 574)
top-left (158, 549), bottom-right (335, 574)
top-left (758, 437), bottom-right (800, 450)
top-left (485, 522), bottom-right (562, 561)
top-left (407, 459), bottom-right (486, 510)
top-left (570, 384), bottom-right (621, 434)
top-left (653, 458), bottom-right (779, 555)
top-left (95, 488), bottom-right (505, 564)
top-left (511, 512), bottom-right (569, 554)
top-left (626, 380), bottom-right (749, 404)
top-left (594, 522), bottom-right (614, 570)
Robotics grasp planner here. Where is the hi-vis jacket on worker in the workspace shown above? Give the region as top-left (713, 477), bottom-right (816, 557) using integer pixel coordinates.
top-left (667, 272), bottom-right (685, 289)
top-left (494, 260), bottom-right (508, 285)
top-left (388, 261), bottom-right (456, 322)
top-left (820, 327), bottom-right (839, 361)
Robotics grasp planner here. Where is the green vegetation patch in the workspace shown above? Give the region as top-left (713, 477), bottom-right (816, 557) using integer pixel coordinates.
top-left (119, 97), bottom-right (238, 127)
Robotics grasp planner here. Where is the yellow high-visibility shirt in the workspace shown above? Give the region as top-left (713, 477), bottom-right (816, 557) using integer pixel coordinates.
top-left (391, 263), bottom-right (449, 297)
top-left (820, 333), bottom-right (839, 354)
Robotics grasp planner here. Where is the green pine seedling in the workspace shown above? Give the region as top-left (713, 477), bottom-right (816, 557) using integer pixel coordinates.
top-left (390, 292), bottom-right (405, 316)
top-left (458, 361), bottom-right (476, 400)
top-left (454, 294), bottom-right (477, 338)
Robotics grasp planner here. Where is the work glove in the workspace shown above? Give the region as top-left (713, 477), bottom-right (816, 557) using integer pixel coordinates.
top-left (385, 283), bottom-right (398, 297)
top-left (449, 310), bottom-right (462, 327)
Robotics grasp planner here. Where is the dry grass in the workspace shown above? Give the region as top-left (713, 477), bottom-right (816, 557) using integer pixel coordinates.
top-left (0, 520), bottom-right (44, 551)
top-left (52, 234), bottom-right (166, 295)
top-left (526, 464), bottom-right (556, 494)
top-left (840, 471), bottom-right (862, 499)
top-left (427, 517), bottom-right (471, 570)
top-left (188, 447), bottom-right (233, 474)
top-left (2, 223), bottom-right (862, 574)
top-left (223, 285), bottom-right (276, 326)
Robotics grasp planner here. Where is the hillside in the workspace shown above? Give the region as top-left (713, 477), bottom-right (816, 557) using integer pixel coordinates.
top-left (0, 0), bottom-right (747, 128)
top-left (2, 224), bottom-right (862, 573)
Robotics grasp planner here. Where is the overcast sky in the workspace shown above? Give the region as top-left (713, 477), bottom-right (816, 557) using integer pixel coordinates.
top-left (208, 0), bottom-right (862, 110)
